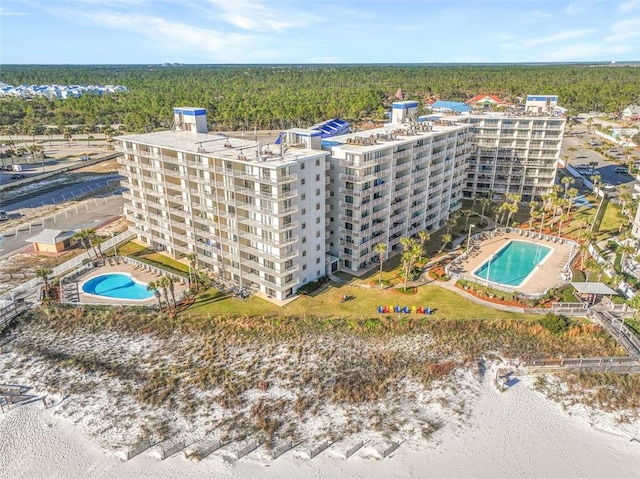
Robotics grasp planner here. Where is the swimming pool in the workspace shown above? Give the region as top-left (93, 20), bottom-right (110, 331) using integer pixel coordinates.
top-left (473, 240), bottom-right (552, 287)
top-left (82, 273), bottom-right (153, 300)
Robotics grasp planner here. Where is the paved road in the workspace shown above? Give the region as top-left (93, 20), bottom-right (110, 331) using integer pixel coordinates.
top-left (0, 194), bottom-right (124, 257)
top-left (561, 123), bottom-right (639, 192)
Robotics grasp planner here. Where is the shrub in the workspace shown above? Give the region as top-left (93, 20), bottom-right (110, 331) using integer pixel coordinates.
top-left (539, 313), bottom-right (571, 335)
top-left (296, 275), bottom-right (330, 295)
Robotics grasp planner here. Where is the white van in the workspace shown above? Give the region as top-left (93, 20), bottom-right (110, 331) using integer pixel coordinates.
top-left (11, 164), bottom-right (23, 172)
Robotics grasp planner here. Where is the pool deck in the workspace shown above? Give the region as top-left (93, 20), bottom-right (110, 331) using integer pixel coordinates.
top-left (452, 231), bottom-right (574, 295)
top-left (74, 263), bottom-right (188, 306)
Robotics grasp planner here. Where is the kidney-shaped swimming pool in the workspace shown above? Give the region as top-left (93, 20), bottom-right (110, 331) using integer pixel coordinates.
top-left (82, 273), bottom-right (153, 300)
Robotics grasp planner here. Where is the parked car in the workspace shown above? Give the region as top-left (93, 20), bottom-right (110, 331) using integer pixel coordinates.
top-left (0, 210), bottom-right (8, 221)
top-left (601, 183), bottom-right (616, 190)
top-left (615, 167), bottom-right (630, 174)
top-left (10, 173), bottom-right (26, 180)
top-left (575, 164), bottom-right (590, 169)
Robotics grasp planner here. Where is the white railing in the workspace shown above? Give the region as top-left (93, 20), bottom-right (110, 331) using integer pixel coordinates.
top-left (445, 227), bottom-right (580, 300)
top-left (1, 230), bottom-right (136, 302)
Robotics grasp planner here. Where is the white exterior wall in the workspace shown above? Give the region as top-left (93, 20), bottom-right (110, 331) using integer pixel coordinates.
top-left (327, 122), bottom-right (472, 273)
top-left (116, 127), bottom-right (327, 302)
top-left (461, 115), bottom-right (565, 202)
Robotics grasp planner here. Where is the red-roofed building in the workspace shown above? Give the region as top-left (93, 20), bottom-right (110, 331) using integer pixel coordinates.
top-left (466, 95), bottom-right (513, 108)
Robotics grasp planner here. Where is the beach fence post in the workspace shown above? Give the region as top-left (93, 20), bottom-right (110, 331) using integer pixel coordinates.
top-left (234, 440), bottom-right (261, 460)
top-left (270, 439), bottom-right (296, 460)
top-left (126, 438), bottom-right (154, 461)
top-left (382, 441), bottom-right (401, 458)
top-left (160, 440), bottom-right (186, 460)
top-left (345, 439), bottom-right (369, 459)
top-left (309, 440), bottom-right (331, 459)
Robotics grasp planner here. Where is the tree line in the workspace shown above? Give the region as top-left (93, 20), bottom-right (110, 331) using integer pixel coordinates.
top-left (1, 64), bottom-right (639, 133)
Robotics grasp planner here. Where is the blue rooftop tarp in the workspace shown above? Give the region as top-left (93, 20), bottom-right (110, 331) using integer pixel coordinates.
top-left (311, 118), bottom-right (350, 138)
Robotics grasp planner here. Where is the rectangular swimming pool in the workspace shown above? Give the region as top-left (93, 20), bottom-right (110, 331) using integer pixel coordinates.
top-left (473, 240), bottom-right (552, 287)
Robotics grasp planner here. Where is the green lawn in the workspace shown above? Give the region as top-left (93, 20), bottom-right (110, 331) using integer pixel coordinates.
top-left (184, 281), bottom-right (537, 321)
top-left (116, 241), bottom-right (190, 276)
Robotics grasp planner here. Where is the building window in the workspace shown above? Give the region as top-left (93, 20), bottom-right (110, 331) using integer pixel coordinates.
top-left (302, 264), bottom-right (307, 270)
top-left (300, 162), bottom-right (305, 169)
top-left (302, 222), bottom-right (306, 229)
top-left (316, 174), bottom-right (320, 181)
top-left (301, 208), bottom-right (306, 215)
top-left (316, 158), bottom-right (320, 166)
top-left (316, 258), bottom-right (320, 264)
top-left (316, 244), bottom-right (321, 251)
top-left (316, 188), bottom-right (320, 196)
top-left (316, 216), bottom-right (321, 224)
top-left (316, 203), bottom-right (320, 210)
top-left (302, 237), bottom-right (307, 243)
top-left (302, 251), bottom-right (307, 257)
top-left (301, 193), bottom-right (306, 200)
top-left (316, 231), bottom-right (321, 237)
top-left (301, 178), bottom-right (306, 185)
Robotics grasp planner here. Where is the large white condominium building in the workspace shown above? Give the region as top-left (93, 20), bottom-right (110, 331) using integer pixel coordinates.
top-left (459, 113), bottom-right (565, 202)
top-left (116, 107), bottom-right (329, 301)
top-left (324, 101), bottom-right (473, 272)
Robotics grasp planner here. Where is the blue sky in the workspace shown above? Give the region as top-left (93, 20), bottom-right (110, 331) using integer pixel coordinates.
top-left (2, 0), bottom-right (640, 64)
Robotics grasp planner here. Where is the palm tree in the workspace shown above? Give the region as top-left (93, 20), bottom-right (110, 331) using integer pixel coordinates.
top-left (63, 128), bottom-right (72, 148)
top-left (36, 268), bottom-right (53, 300)
top-left (528, 201), bottom-right (539, 230)
top-left (400, 237), bottom-right (420, 291)
top-left (417, 230), bottom-right (430, 263)
top-left (183, 252), bottom-right (198, 287)
top-left (373, 242), bottom-right (387, 289)
top-left (479, 197), bottom-right (492, 227)
top-left (157, 276), bottom-right (171, 309)
top-left (586, 117), bottom-right (594, 134)
top-left (565, 188), bottom-right (579, 217)
top-left (561, 176), bottom-right (574, 198)
top-left (73, 228), bottom-right (99, 258)
top-left (147, 281), bottom-right (162, 309)
top-left (439, 233), bottom-right (452, 254)
top-left (574, 211), bottom-right (590, 239)
top-left (462, 209), bottom-right (472, 229)
top-left (163, 275), bottom-right (176, 307)
top-left (567, 146), bottom-right (577, 162)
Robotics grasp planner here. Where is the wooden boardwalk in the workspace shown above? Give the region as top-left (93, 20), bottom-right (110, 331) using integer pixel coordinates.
top-left (527, 356), bottom-right (640, 374)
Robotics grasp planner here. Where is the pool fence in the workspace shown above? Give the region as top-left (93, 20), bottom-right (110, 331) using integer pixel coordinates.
top-left (445, 227), bottom-right (580, 300)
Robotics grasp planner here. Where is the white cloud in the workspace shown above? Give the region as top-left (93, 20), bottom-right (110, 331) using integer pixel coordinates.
top-left (205, 0), bottom-right (319, 33)
top-left (0, 6), bottom-right (28, 15)
top-left (72, 10), bottom-right (277, 62)
top-left (520, 29), bottom-right (593, 48)
top-left (537, 42), bottom-right (633, 61)
top-left (564, 1), bottom-right (585, 15)
top-left (605, 17), bottom-right (640, 42)
top-left (619, 0), bottom-right (640, 13)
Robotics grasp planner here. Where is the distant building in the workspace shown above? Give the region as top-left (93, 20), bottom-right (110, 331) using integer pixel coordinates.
top-left (525, 95), bottom-right (559, 115)
top-left (466, 95), bottom-right (513, 109)
top-left (622, 105), bottom-right (640, 122)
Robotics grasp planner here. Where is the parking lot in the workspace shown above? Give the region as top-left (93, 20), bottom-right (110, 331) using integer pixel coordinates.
top-left (561, 123), bottom-right (639, 195)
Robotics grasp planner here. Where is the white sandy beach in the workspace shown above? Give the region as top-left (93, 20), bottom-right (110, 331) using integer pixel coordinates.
top-left (2, 368), bottom-right (640, 479)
